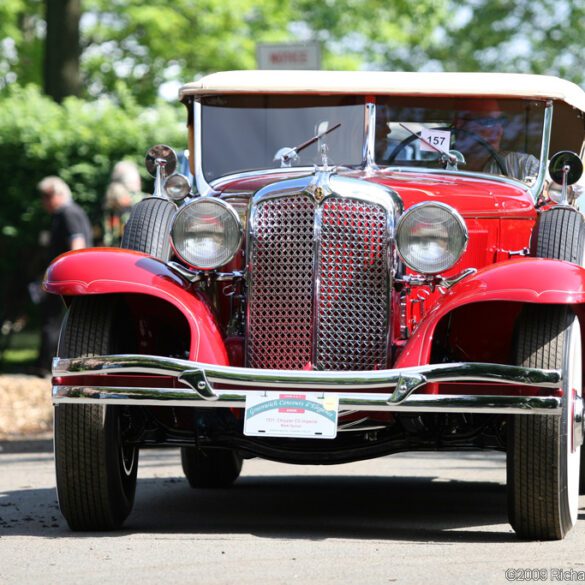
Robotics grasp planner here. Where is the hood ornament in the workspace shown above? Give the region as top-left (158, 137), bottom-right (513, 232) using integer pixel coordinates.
top-left (314, 185), bottom-right (326, 203)
top-left (307, 153), bottom-right (334, 203)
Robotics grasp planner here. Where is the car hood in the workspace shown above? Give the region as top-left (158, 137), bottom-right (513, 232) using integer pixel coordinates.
top-left (215, 169), bottom-right (536, 220)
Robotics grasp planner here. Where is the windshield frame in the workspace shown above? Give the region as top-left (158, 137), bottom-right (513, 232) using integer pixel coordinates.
top-left (190, 95), bottom-right (552, 200)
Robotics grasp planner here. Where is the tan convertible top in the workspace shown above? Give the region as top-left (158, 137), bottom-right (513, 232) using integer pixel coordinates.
top-left (180, 70), bottom-right (585, 111)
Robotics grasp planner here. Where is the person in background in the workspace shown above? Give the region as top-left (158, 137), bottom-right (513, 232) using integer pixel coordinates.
top-left (454, 105), bottom-right (540, 182)
top-left (35, 176), bottom-right (92, 375)
top-left (103, 160), bottom-right (144, 246)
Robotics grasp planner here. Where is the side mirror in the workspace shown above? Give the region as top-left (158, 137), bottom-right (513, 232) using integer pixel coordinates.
top-left (548, 151), bottom-right (583, 205)
top-left (145, 145), bottom-right (178, 199)
top-left (145, 144), bottom-right (178, 177)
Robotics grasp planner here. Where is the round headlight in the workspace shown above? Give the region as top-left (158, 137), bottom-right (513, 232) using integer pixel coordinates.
top-left (396, 202), bottom-right (468, 274)
top-left (171, 198), bottom-right (242, 269)
top-left (164, 174), bottom-right (191, 201)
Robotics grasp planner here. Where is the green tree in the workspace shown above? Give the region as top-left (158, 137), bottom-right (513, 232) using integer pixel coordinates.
top-left (417, 0), bottom-right (585, 86)
top-left (1, 0), bottom-right (448, 104)
top-left (79, 0), bottom-right (450, 102)
top-left (1, 1), bottom-right (583, 102)
top-left (80, 0), bottom-right (295, 104)
top-left (0, 0), bottom-right (44, 90)
top-left (295, 0), bottom-right (447, 70)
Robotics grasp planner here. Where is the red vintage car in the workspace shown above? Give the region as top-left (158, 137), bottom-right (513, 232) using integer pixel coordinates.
top-left (45, 71), bottom-right (585, 539)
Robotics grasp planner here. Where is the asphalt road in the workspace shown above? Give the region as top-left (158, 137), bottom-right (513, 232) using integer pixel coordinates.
top-left (1, 444), bottom-right (584, 585)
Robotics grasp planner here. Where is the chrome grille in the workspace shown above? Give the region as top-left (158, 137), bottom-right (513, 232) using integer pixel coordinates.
top-left (316, 199), bottom-right (389, 370)
top-left (247, 191), bottom-right (391, 371)
top-left (247, 194), bottom-right (315, 369)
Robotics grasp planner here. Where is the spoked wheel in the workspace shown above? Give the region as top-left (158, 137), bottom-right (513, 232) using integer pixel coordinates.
top-left (181, 448), bottom-right (243, 488)
top-left (507, 305), bottom-right (582, 540)
top-left (55, 296), bottom-right (139, 531)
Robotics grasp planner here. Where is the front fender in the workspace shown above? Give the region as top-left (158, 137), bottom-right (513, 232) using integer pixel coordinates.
top-left (42, 248), bottom-right (228, 365)
top-left (396, 257), bottom-right (585, 368)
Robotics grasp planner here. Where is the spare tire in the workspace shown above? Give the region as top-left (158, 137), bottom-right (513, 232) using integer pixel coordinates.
top-left (121, 197), bottom-right (176, 260)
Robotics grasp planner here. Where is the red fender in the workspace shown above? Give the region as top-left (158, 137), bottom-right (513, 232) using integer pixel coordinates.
top-left (396, 257), bottom-right (585, 368)
top-left (42, 248), bottom-right (228, 365)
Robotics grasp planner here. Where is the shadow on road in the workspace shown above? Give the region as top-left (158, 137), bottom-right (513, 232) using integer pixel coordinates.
top-left (0, 439), bottom-right (52, 453)
top-left (4, 446), bottom-right (581, 543)
top-left (136, 473), bottom-right (518, 543)
top-left (0, 470), bottom-right (521, 543)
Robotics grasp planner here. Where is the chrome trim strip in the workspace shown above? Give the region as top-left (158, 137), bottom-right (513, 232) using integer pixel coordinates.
top-left (312, 183), bottom-right (325, 368)
top-left (534, 101), bottom-right (553, 200)
top-left (53, 353), bottom-right (561, 411)
top-left (312, 180), bottom-right (396, 369)
top-left (193, 101), bottom-right (218, 196)
top-left (364, 101), bottom-right (376, 169)
top-left (52, 384), bottom-right (562, 415)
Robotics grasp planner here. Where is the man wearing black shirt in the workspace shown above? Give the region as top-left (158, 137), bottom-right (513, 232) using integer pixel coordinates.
top-left (36, 176), bottom-right (92, 374)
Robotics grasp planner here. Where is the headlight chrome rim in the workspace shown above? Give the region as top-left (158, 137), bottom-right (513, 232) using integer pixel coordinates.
top-left (396, 201), bottom-right (468, 275)
top-left (171, 197), bottom-right (243, 270)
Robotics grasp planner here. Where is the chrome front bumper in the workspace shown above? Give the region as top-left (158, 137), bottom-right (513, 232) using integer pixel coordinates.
top-left (52, 354), bottom-right (563, 415)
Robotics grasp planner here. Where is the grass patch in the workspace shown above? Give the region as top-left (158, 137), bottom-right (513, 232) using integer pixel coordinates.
top-left (3, 348), bottom-right (38, 363)
top-left (0, 329), bottom-right (40, 372)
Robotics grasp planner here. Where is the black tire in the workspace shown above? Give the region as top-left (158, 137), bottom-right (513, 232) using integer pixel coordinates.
top-left (531, 207), bottom-right (585, 264)
top-left (121, 197), bottom-right (176, 260)
top-left (507, 305), bottom-right (582, 540)
top-left (180, 448), bottom-right (243, 488)
top-left (531, 206), bottom-right (585, 493)
top-left (55, 296), bottom-right (139, 531)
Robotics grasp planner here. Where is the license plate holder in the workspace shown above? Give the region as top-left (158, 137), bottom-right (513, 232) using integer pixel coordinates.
top-left (244, 392), bottom-right (339, 439)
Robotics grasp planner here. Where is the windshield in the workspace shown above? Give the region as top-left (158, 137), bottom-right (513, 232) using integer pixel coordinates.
top-left (201, 95), bottom-right (365, 182)
top-left (375, 96), bottom-right (547, 184)
top-left (199, 94), bottom-right (548, 185)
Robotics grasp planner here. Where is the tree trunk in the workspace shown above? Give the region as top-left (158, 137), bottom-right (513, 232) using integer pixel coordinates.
top-left (43, 0), bottom-right (81, 102)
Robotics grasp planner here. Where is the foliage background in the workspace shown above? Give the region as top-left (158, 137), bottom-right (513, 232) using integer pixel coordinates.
top-left (0, 84), bottom-right (183, 345)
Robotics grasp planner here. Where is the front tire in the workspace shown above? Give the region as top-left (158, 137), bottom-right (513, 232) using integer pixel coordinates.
top-left (531, 206), bottom-right (585, 494)
top-left (55, 296), bottom-right (139, 531)
top-left (507, 305), bottom-right (581, 540)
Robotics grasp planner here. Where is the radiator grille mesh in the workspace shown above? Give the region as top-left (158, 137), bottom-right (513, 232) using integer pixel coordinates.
top-left (247, 192), bottom-right (390, 371)
top-left (316, 198), bottom-right (389, 370)
top-left (248, 195), bottom-right (315, 369)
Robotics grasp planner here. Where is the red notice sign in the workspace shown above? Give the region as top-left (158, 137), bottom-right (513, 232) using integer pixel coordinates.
top-left (257, 42), bottom-right (321, 70)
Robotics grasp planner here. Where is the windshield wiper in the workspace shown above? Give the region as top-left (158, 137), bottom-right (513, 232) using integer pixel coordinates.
top-left (398, 123), bottom-right (459, 168)
top-left (275, 123), bottom-right (341, 167)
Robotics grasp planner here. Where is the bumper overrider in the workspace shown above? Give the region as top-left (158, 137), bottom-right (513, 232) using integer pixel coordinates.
top-left (52, 355), bottom-right (564, 415)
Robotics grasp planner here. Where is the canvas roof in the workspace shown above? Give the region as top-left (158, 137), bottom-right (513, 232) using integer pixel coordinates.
top-left (179, 70), bottom-right (585, 111)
